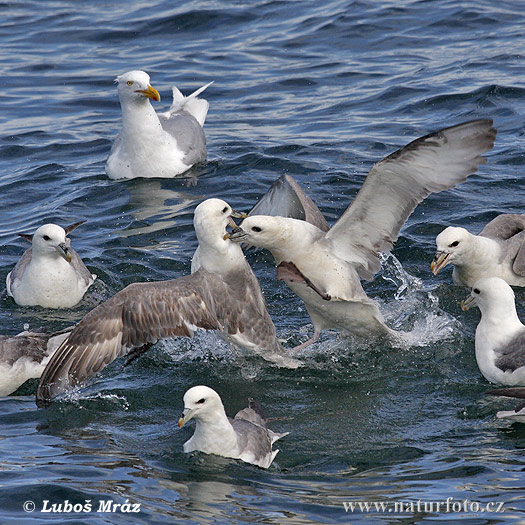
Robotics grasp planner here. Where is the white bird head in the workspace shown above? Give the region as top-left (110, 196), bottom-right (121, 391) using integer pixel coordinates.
top-left (115, 70), bottom-right (161, 104)
top-left (21, 224), bottom-right (72, 262)
top-left (431, 226), bottom-right (472, 275)
top-left (228, 215), bottom-right (298, 251)
top-left (193, 198), bottom-right (246, 247)
top-left (460, 276), bottom-right (517, 317)
top-left (178, 385), bottom-right (225, 427)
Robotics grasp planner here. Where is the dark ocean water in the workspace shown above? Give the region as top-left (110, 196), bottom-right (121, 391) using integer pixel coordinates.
top-left (1, 0), bottom-right (525, 523)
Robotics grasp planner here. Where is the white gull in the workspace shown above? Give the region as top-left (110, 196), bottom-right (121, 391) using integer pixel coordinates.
top-left (6, 222), bottom-right (96, 309)
top-left (230, 120), bottom-right (497, 351)
top-left (106, 70), bottom-right (212, 179)
top-left (178, 385), bottom-right (288, 469)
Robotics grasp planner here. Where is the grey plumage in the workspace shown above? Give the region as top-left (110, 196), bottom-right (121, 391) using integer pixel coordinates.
top-left (36, 199), bottom-right (298, 405)
top-left (249, 174), bottom-right (330, 232)
top-left (160, 111), bottom-right (206, 166)
top-left (495, 329), bottom-right (525, 373)
top-left (479, 214), bottom-right (525, 276)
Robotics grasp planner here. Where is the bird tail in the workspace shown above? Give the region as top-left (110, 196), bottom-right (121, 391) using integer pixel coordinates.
top-left (166, 81), bottom-right (214, 126)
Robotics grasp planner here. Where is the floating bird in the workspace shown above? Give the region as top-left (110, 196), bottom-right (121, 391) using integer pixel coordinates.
top-left (487, 387), bottom-right (525, 423)
top-left (178, 385), bottom-right (288, 468)
top-left (0, 328), bottom-right (71, 396)
top-left (36, 199), bottom-right (299, 405)
top-left (461, 277), bottom-right (525, 385)
top-left (105, 70), bottom-right (212, 180)
top-left (6, 222), bottom-right (96, 309)
top-left (229, 120), bottom-right (497, 351)
top-left (431, 214), bottom-right (525, 287)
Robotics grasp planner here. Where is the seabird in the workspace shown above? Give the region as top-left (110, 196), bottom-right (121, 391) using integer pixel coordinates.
top-left (487, 387), bottom-right (525, 423)
top-left (178, 385), bottom-right (288, 468)
top-left (106, 70), bottom-right (212, 180)
top-left (431, 214), bottom-right (525, 287)
top-left (229, 120), bottom-right (497, 351)
top-left (36, 199), bottom-right (299, 405)
top-left (0, 329), bottom-right (71, 396)
top-left (6, 222), bottom-right (96, 309)
top-left (461, 276), bottom-right (525, 386)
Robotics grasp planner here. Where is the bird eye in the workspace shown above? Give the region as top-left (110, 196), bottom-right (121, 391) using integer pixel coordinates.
top-left (473, 288), bottom-right (480, 294)
top-left (126, 80), bottom-right (134, 86)
top-left (252, 226), bottom-right (262, 232)
top-left (222, 207), bottom-right (228, 213)
top-left (43, 235), bottom-right (51, 241)
top-left (196, 398), bottom-right (206, 404)
top-left (449, 241), bottom-right (459, 247)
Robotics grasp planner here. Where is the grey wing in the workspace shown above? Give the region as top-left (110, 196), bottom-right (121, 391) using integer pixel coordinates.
top-left (325, 120), bottom-right (497, 280)
top-left (231, 417), bottom-right (273, 463)
top-left (494, 330), bottom-right (525, 373)
top-left (234, 406), bottom-right (268, 428)
top-left (159, 111), bottom-right (206, 166)
top-left (249, 174), bottom-right (330, 232)
top-left (69, 248), bottom-right (96, 286)
top-left (480, 214), bottom-right (525, 276)
top-left (6, 249), bottom-right (32, 294)
top-left (36, 271), bottom-right (230, 404)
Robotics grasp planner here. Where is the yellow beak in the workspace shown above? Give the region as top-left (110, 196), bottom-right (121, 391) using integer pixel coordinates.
top-left (460, 295), bottom-right (476, 311)
top-left (137, 85), bottom-right (161, 102)
top-left (178, 417), bottom-right (185, 429)
top-left (430, 252), bottom-right (450, 275)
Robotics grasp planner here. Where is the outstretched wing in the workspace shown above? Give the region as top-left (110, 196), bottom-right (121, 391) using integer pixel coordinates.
top-left (326, 120), bottom-right (497, 280)
top-left (36, 271), bottom-right (230, 404)
top-left (249, 174), bottom-right (330, 232)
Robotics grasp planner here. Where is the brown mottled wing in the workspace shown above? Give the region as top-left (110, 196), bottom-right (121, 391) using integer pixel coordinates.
top-left (479, 214), bottom-right (525, 276)
top-left (249, 174), bottom-right (330, 231)
top-left (325, 120), bottom-right (497, 280)
top-left (36, 270), bottom-right (232, 404)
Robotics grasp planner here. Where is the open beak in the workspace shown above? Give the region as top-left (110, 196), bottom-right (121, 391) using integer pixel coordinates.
top-left (223, 211), bottom-right (248, 240)
top-left (178, 408), bottom-right (193, 428)
top-left (227, 226), bottom-right (248, 243)
top-left (137, 85), bottom-right (161, 102)
top-left (57, 243), bottom-right (72, 263)
top-left (430, 251), bottom-right (450, 275)
top-left (460, 294), bottom-right (476, 311)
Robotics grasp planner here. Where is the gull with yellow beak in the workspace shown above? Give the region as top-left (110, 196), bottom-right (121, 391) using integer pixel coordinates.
top-left (431, 214), bottom-right (525, 287)
top-left (106, 70), bottom-right (212, 179)
top-left (6, 222), bottom-right (96, 309)
top-left (178, 385), bottom-right (288, 469)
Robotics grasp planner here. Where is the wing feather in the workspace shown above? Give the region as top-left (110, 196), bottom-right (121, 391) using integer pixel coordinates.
top-left (325, 120), bottom-right (497, 280)
top-left (36, 271), bottom-right (233, 404)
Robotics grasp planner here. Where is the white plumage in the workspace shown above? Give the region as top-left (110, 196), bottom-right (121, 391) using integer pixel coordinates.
top-left (106, 70), bottom-right (212, 180)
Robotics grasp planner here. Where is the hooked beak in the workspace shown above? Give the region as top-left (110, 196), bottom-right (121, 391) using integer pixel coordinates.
top-left (430, 251), bottom-right (450, 275)
top-left (137, 85), bottom-right (161, 102)
top-left (178, 407), bottom-right (193, 428)
top-left (460, 294), bottom-right (476, 311)
top-left (223, 210), bottom-right (247, 240)
top-left (57, 243), bottom-right (72, 263)
top-left (227, 226), bottom-right (248, 243)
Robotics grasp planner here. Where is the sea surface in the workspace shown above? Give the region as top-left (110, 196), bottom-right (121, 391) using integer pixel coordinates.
top-left (1, 0), bottom-right (525, 523)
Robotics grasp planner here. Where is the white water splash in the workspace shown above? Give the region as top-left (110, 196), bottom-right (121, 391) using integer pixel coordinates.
top-left (378, 252), bottom-right (461, 347)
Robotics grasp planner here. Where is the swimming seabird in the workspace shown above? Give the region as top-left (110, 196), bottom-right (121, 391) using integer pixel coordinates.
top-left (106, 70), bottom-right (212, 179)
top-left (487, 387), bottom-right (525, 423)
top-left (0, 329), bottom-right (71, 396)
top-left (6, 222), bottom-right (96, 309)
top-left (178, 385), bottom-right (288, 468)
top-left (229, 120), bottom-right (497, 351)
top-left (461, 276), bottom-right (525, 386)
top-left (431, 214), bottom-right (525, 287)
top-left (36, 199), bottom-right (299, 405)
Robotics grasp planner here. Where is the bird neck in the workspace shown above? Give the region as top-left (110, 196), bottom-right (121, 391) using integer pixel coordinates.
top-left (193, 412), bottom-right (238, 450)
top-left (121, 99), bottom-right (162, 138)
